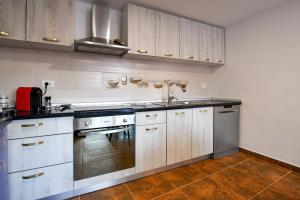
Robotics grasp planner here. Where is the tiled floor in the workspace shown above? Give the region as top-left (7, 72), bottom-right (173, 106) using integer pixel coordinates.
top-left (70, 152), bottom-right (300, 200)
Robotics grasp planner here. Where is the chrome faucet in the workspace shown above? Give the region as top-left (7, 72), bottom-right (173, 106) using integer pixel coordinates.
top-left (166, 81), bottom-right (187, 104)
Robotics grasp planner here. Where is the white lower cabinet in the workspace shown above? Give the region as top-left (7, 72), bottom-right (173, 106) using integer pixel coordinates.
top-left (192, 107), bottom-right (214, 158)
top-left (136, 123), bottom-right (166, 173)
top-left (9, 162), bottom-right (73, 200)
top-left (8, 133), bottom-right (73, 173)
top-left (167, 109), bottom-right (192, 165)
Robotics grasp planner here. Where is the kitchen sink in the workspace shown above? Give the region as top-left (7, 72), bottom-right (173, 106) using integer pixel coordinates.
top-left (153, 101), bottom-right (192, 107)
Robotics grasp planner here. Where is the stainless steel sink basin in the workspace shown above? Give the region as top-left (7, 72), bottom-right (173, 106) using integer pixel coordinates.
top-left (153, 101), bottom-right (192, 107)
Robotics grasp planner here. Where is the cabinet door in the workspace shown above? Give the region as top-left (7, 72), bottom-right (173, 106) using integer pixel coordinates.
top-left (125, 4), bottom-right (156, 56)
top-left (212, 26), bottom-right (225, 64)
top-left (26, 0), bottom-right (74, 46)
top-left (192, 107), bottom-right (213, 158)
top-left (136, 123), bottom-right (166, 173)
top-left (167, 109), bottom-right (192, 165)
top-left (199, 23), bottom-right (213, 62)
top-left (156, 12), bottom-right (179, 59)
top-left (0, 0), bottom-right (26, 40)
top-left (9, 162), bottom-right (73, 200)
top-left (180, 18), bottom-right (199, 61)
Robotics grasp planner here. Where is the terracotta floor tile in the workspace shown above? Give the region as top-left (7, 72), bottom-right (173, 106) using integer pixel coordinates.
top-left (252, 187), bottom-right (298, 200)
top-left (273, 172), bottom-right (300, 198)
top-left (181, 177), bottom-right (244, 200)
top-left (126, 173), bottom-right (176, 200)
top-left (162, 164), bottom-right (208, 187)
top-left (154, 190), bottom-right (189, 200)
top-left (68, 197), bottom-right (80, 200)
top-left (233, 158), bottom-right (289, 184)
top-left (210, 167), bottom-right (268, 199)
top-left (217, 152), bottom-right (250, 166)
top-left (80, 184), bottom-right (133, 200)
top-left (192, 159), bottom-right (229, 175)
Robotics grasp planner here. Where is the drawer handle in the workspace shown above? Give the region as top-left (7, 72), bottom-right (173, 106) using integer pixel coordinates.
top-left (164, 53), bottom-right (173, 57)
top-left (204, 58), bottom-right (210, 62)
top-left (145, 114), bottom-right (158, 118)
top-left (21, 123), bottom-right (43, 128)
top-left (175, 112), bottom-right (185, 115)
top-left (137, 49), bottom-right (148, 54)
top-left (185, 55), bottom-right (194, 60)
top-left (42, 37), bottom-right (60, 43)
top-left (0, 31), bottom-right (9, 36)
top-left (22, 172), bottom-right (44, 179)
top-left (22, 141), bottom-right (44, 147)
top-left (145, 127), bottom-right (158, 132)
top-left (216, 59), bottom-right (223, 63)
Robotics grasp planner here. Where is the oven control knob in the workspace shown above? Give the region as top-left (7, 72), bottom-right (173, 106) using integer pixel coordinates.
top-left (123, 118), bottom-right (127, 123)
top-left (84, 121), bottom-right (90, 127)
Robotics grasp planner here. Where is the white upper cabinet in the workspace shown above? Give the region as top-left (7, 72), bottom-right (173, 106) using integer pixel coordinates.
top-left (199, 23), bottom-right (213, 62)
top-left (212, 26), bottom-right (225, 64)
top-left (179, 18), bottom-right (200, 61)
top-left (0, 0), bottom-right (26, 41)
top-left (192, 107), bottom-right (214, 158)
top-left (123, 4), bottom-right (156, 56)
top-left (26, 0), bottom-right (74, 47)
top-left (167, 109), bottom-right (192, 165)
top-left (156, 11), bottom-right (180, 59)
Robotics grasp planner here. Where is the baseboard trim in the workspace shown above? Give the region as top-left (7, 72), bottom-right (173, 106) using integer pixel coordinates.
top-left (239, 148), bottom-right (300, 173)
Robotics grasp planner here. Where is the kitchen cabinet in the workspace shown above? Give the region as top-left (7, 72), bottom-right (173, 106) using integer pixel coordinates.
top-left (199, 23), bottom-right (213, 62)
top-left (212, 26), bottom-right (225, 64)
top-left (156, 11), bottom-right (179, 59)
top-left (136, 123), bottom-right (166, 173)
top-left (167, 109), bottom-right (192, 165)
top-left (9, 162), bottom-right (73, 200)
top-left (192, 107), bottom-right (213, 158)
top-left (26, 0), bottom-right (74, 48)
top-left (0, 0), bottom-right (26, 41)
top-left (122, 4), bottom-right (156, 56)
top-left (179, 18), bottom-right (200, 61)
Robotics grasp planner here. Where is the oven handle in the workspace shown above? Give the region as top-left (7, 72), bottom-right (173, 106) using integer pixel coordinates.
top-left (77, 126), bottom-right (132, 137)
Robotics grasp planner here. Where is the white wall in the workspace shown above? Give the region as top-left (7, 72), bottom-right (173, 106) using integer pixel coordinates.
top-left (212, 1), bottom-right (300, 167)
top-left (0, 47), bottom-right (213, 104)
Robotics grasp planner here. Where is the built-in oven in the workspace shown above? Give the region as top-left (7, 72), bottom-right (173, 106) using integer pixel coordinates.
top-left (73, 110), bottom-right (135, 181)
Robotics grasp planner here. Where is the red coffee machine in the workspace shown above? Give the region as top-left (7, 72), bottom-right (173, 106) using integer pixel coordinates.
top-left (16, 87), bottom-right (43, 112)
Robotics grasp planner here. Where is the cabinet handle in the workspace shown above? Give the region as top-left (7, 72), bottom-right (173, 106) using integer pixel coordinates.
top-left (185, 56), bottom-right (194, 60)
top-left (145, 127), bottom-right (158, 132)
top-left (204, 58), bottom-right (210, 62)
top-left (175, 112), bottom-right (185, 115)
top-left (21, 123), bottom-right (43, 128)
top-left (137, 49), bottom-right (148, 54)
top-left (22, 141), bottom-right (44, 147)
top-left (146, 114), bottom-right (158, 118)
top-left (42, 37), bottom-right (60, 43)
top-left (0, 31), bottom-right (9, 36)
top-left (216, 59), bottom-right (223, 63)
top-left (204, 110), bottom-right (208, 112)
top-left (22, 172), bottom-right (44, 180)
top-left (164, 53), bottom-right (173, 57)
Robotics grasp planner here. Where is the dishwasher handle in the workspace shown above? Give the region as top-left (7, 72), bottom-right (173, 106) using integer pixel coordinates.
top-left (218, 110), bottom-right (239, 114)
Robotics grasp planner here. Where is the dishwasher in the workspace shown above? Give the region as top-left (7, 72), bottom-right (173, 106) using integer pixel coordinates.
top-left (212, 105), bottom-right (240, 159)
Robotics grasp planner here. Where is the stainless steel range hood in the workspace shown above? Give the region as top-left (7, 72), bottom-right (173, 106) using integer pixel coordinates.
top-left (75, 4), bottom-right (130, 56)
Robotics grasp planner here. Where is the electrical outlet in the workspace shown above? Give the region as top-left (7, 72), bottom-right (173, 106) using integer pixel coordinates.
top-left (42, 80), bottom-right (55, 88)
top-left (201, 82), bottom-right (207, 89)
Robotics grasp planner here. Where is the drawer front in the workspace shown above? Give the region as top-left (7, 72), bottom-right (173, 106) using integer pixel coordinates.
top-left (136, 111), bottom-right (166, 125)
top-left (7, 117), bottom-right (73, 139)
top-left (8, 133), bottom-right (73, 173)
top-left (9, 162), bottom-right (73, 200)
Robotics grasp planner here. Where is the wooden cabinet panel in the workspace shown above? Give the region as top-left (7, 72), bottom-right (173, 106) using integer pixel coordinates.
top-left (180, 18), bottom-right (199, 61)
top-left (9, 162), bottom-right (73, 200)
top-left (136, 111), bottom-right (166, 126)
top-left (212, 26), bottom-right (225, 64)
top-left (167, 109), bottom-right (192, 165)
top-left (8, 133), bottom-right (73, 173)
top-left (136, 123), bottom-right (166, 173)
top-left (0, 0), bottom-right (26, 40)
top-left (123, 4), bottom-right (156, 56)
top-left (26, 0), bottom-right (74, 47)
top-left (156, 11), bottom-right (179, 59)
top-left (192, 107), bottom-right (213, 158)
top-left (199, 23), bottom-right (213, 62)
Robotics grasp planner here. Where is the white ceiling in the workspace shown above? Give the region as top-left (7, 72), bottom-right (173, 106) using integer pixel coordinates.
top-left (100, 0), bottom-right (291, 27)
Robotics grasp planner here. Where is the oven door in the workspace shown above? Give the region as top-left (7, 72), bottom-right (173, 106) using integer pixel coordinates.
top-left (74, 125), bottom-right (135, 181)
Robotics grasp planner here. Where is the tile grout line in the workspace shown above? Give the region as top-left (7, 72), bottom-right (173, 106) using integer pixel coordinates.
top-left (125, 183), bottom-right (136, 200)
top-left (248, 170), bottom-right (292, 200)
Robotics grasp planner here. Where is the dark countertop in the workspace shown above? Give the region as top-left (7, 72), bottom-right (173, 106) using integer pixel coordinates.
top-left (7, 99), bottom-right (241, 120)
top-left (0, 114), bottom-right (12, 127)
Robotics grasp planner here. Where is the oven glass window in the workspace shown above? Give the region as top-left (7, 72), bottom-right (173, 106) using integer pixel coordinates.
top-left (74, 126), bottom-right (135, 180)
